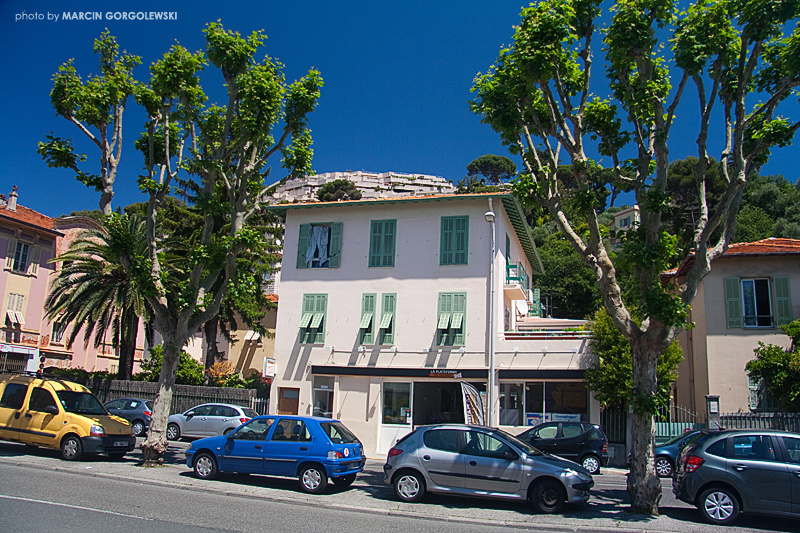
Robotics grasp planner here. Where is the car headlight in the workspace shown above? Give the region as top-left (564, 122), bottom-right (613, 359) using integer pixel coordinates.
top-left (90, 424), bottom-right (105, 437)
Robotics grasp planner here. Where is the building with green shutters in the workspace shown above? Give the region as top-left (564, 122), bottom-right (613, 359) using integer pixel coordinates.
top-left (266, 192), bottom-right (598, 455)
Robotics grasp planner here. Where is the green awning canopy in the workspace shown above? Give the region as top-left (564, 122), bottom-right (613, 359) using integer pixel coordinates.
top-left (359, 313), bottom-right (373, 329)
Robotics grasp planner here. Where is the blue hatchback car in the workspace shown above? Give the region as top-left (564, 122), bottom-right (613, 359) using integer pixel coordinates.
top-left (185, 415), bottom-right (366, 493)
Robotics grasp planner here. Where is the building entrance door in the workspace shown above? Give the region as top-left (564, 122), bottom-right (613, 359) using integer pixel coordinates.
top-left (412, 382), bottom-right (464, 426)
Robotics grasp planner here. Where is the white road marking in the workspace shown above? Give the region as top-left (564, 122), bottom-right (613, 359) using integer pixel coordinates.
top-left (0, 494), bottom-right (154, 520)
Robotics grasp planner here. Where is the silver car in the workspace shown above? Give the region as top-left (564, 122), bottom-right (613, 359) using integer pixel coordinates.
top-left (166, 403), bottom-right (258, 440)
top-left (383, 424), bottom-right (593, 513)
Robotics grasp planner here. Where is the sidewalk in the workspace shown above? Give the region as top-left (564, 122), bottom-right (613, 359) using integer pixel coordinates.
top-left (0, 440), bottom-right (794, 533)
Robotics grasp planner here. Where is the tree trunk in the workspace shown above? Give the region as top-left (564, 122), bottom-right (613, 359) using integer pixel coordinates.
top-left (141, 337), bottom-right (182, 466)
top-left (116, 308), bottom-right (138, 381)
top-left (203, 317), bottom-right (220, 371)
top-left (627, 342), bottom-right (662, 514)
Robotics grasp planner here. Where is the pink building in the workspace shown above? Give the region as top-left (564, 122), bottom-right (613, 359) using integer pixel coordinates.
top-left (0, 186), bottom-right (145, 374)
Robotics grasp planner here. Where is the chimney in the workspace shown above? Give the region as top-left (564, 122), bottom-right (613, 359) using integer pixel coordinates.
top-left (7, 185), bottom-right (17, 211)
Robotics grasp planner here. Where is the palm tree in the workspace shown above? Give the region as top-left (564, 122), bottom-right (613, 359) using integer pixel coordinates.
top-left (45, 214), bottom-right (151, 380)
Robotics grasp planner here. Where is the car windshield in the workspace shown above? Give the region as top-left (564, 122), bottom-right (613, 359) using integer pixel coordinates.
top-left (495, 428), bottom-right (545, 456)
top-left (56, 390), bottom-right (108, 415)
top-left (320, 421), bottom-right (359, 444)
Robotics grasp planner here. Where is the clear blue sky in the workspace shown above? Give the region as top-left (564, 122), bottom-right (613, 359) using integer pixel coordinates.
top-left (2, 0), bottom-right (797, 218)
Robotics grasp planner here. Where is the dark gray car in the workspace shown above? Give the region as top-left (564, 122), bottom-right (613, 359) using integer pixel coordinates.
top-left (673, 429), bottom-right (800, 525)
top-left (383, 423), bottom-right (594, 514)
top-left (104, 398), bottom-right (153, 437)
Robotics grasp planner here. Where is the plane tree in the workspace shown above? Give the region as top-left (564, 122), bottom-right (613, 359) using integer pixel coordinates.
top-left (40, 23), bottom-right (322, 465)
top-left (471, 0), bottom-right (800, 514)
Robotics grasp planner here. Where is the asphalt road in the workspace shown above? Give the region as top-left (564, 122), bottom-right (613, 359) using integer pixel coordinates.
top-left (0, 438), bottom-right (798, 533)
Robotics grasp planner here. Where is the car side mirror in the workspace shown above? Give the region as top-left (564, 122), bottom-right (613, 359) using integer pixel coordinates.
top-left (186, 411), bottom-right (195, 418)
top-left (45, 405), bottom-right (58, 415)
top-left (504, 450), bottom-right (519, 461)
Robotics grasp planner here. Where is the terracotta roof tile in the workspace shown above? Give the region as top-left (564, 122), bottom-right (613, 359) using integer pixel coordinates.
top-left (722, 237), bottom-right (800, 256)
top-left (266, 294), bottom-right (279, 303)
top-left (0, 204), bottom-right (55, 231)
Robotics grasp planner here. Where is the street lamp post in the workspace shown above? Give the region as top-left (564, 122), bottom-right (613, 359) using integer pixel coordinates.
top-left (485, 203), bottom-right (496, 427)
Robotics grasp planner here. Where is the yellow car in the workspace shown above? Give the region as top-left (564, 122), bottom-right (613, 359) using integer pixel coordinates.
top-left (0, 373), bottom-right (135, 460)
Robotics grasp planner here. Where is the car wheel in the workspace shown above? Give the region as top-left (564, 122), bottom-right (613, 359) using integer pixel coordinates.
top-left (581, 454), bottom-right (601, 475)
top-left (194, 452), bottom-right (218, 480)
top-left (394, 471), bottom-right (425, 502)
top-left (60, 435), bottom-right (83, 461)
top-left (698, 487), bottom-right (740, 525)
top-left (333, 473), bottom-right (357, 487)
top-left (130, 420), bottom-right (145, 437)
top-left (223, 427), bottom-right (234, 435)
top-left (654, 456), bottom-right (673, 478)
top-left (530, 479), bottom-right (566, 514)
top-left (166, 423), bottom-right (181, 441)
top-left (108, 452), bottom-right (127, 461)
top-left (299, 465), bottom-right (328, 494)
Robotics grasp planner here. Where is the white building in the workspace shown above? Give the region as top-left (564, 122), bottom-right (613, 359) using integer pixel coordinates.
top-left (265, 192), bottom-right (599, 455)
top-left (271, 171), bottom-right (455, 203)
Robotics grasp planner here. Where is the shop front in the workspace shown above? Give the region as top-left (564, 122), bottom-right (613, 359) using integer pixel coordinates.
top-left (309, 366), bottom-right (593, 455)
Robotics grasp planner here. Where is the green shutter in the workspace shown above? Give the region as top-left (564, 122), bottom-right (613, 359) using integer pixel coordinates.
top-left (380, 293), bottom-right (396, 344)
top-left (774, 276), bottom-right (793, 326)
top-left (369, 220), bottom-right (396, 267)
top-left (328, 223), bottom-right (343, 268)
top-left (440, 218), bottom-right (453, 265)
top-left (300, 294), bottom-right (327, 343)
top-left (313, 294), bottom-right (327, 343)
top-left (452, 293), bottom-right (466, 345)
top-left (440, 216), bottom-right (468, 265)
top-left (297, 225), bottom-right (311, 269)
top-left (5, 237), bottom-right (17, 269)
top-left (454, 217), bottom-right (468, 264)
top-left (724, 277), bottom-right (743, 329)
top-left (361, 294), bottom-right (376, 344)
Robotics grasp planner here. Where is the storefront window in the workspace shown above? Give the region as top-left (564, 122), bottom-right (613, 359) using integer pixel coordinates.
top-left (525, 381), bottom-right (588, 425)
top-left (383, 382), bottom-right (411, 425)
top-left (312, 376), bottom-right (334, 418)
top-left (499, 382), bottom-right (523, 425)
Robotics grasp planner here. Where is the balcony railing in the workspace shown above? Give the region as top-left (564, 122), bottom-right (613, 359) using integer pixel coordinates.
top-left (505, 261), bottom-right (528, 289)
top-left (503, 329), bottom-right (591, 341)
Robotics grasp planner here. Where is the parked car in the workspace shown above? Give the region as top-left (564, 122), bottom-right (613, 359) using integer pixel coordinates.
top-left (673, 429), bottom-right (800, 525)
top-left (185, 415), bottom-right (366, 493)
top-left (104, 398), bottom-right (153, 437)
top-left (651, 429), bottom-right (707, 478)
top-left (516, 422), bottom-right (608, 474)
top-left (0, 373), bottom-right (135, 460)
top-left (167, 403), bottom-right (258, 440)
top-left (383, 423), bottom-right (594, 514)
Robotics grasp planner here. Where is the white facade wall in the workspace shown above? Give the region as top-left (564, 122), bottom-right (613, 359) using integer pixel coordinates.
top-left (269, 195), bottom-right (596, 455)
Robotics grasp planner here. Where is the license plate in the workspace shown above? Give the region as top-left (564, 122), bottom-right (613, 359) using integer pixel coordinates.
top-left (113, 441), bottom-right (128, 447)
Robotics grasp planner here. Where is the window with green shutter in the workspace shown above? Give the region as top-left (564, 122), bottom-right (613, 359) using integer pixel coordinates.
top-left (379, 293), bottom-right (396, 345)
top-left (300, 294), bottom-right (327, 343)
top-left (369, 220), bottom-right (396, 267)
top-left (440, 216), bottom-right (469, 265)
top-left (437, 292), bottom-right (466, 346)
top-left (296, 223), bottom-right (343, 269)
top-left (360, 293), bottom-right (376, 345)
